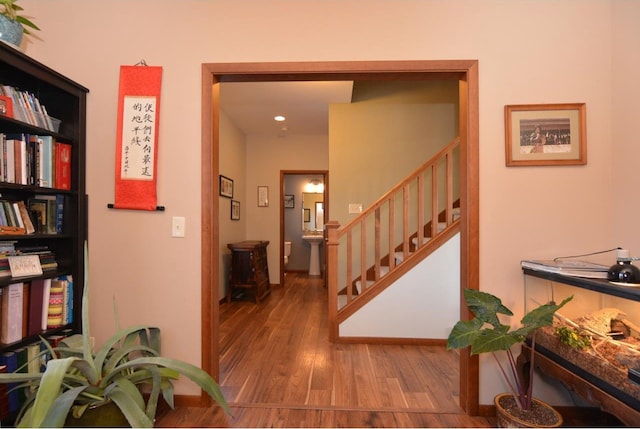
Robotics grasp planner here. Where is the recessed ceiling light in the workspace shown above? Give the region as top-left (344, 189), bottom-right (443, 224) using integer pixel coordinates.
top-left (274, 115), bottom-right (286, 122)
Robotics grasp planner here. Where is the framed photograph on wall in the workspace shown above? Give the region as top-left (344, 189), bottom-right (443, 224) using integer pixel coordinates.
top-left (219, 175), bottom-right (234, 198)
top-left (303, 208), bottom-right (310, 222)
top-left (505, 103), bottom-right (586, 166)
top-left (258, 186), bottom-right (269, 207)
top-left (231, 200), bottom-right (240, 220)
top-left (284, 194), bottom-right (294, 209)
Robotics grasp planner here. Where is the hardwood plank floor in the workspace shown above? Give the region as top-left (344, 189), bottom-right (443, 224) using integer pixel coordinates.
top-left (156, 272), bottom-right (494, 427)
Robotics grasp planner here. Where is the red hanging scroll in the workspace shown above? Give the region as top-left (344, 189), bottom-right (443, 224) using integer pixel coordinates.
top-left (112, 65), bottom-right (163, 210)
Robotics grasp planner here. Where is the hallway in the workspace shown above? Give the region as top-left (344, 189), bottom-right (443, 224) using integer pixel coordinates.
top-left (156, 273), bottom-right (494, 427)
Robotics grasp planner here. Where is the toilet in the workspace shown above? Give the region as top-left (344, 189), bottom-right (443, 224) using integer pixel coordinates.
top-left (284, 241), bottom-right (292, 270)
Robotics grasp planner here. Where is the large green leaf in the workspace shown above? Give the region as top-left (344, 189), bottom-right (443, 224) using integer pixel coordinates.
top-left (521, 295), bottom-right (572, 329)
top-left (470, 328), bottom-right (524, 354)
top-left (93, 325), bottom-right (158, 373)
top-left (463, 289), bottom-right (513, 327)
top-left (37, 385), bottom-right (89, 428)
top-left (24, 357), bottom-right (79, 427)
top-left (107, 384), bottom-right (154, 428)
top-left (446, 318), bottom-right (483, 350)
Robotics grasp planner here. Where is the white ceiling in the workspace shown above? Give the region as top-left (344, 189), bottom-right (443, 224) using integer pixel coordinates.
top-left (219, 81), bottom-right (354, 137)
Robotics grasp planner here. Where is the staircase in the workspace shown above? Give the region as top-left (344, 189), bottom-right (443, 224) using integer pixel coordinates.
top-left (325, 137), bottom-right (460, 341)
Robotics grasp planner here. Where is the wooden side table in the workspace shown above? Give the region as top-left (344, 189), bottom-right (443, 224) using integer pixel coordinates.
top-left (227, 240), bottom-right (270, 303)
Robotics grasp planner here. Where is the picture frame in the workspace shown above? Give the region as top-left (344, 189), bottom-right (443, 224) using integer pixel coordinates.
top-left (303, 208), bottom-right (310, 223)
top-left (284, 194), bottom-right (295, 209)
top-left (505, 103), bottom-right (586, 167)
top-left (231, 200), bottom-right (240, 220)
top-left (219, 175), bottom-right (234, 198)
top-left (257, 186), bottom-right (269, 207)
top-left (0, 95), bottom-right (13, 118)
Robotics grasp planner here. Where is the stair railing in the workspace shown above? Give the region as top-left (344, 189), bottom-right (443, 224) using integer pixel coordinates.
top-left (326, 137), bottom-right (460, 341)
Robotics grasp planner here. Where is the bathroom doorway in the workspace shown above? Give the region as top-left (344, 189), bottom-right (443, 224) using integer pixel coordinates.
top-left (280, 170), bottom-right (328, 288)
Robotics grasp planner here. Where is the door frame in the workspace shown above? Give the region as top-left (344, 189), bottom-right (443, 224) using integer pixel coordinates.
top-left (201, 60), bottom-right (479, 414)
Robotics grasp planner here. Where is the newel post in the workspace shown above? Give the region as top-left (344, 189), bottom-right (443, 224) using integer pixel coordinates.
top-left (325, 220), bottom-right (340, 342)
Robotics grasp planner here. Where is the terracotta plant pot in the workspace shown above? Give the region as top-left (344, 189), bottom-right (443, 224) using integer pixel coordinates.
top-left (494, 393), bottom-right (563, 428)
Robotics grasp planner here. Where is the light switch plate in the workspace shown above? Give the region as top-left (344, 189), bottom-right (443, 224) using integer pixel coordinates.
top-left (348, 203), bottom-right (363, 214)
top-left (172, 216), bottom-right (185, 237)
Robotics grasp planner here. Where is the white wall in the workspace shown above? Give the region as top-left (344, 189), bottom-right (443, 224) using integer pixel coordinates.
top-left (245, 134), bottom-right (328, 283)
top-left (218, 110), bottom-right (247, 299)
top-left (340, 234), bottom-right (460, 338)
top-left (17, 0), bottom-right (636, 405)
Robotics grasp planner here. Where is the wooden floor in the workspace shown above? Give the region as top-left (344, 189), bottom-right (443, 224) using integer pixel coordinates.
top-left (156, 272), bottom-right (493, 427)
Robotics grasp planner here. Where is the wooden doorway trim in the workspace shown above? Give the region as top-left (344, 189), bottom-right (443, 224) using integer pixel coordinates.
top-left (201, 60), bottom-right (479, 413)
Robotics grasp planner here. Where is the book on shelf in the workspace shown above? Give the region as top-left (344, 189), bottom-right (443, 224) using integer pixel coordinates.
top-left (27, 198), bottom-right (48, 234)
top-left (14, 346), bottom-right (28, 403)
top-left (520, 259), bottom-right (610, 279)
top-left (0, 283), bottom-right (24, 344)
top-left (38, 195), bottom-right (59, 235)
top-left (54, 142), bottom-right (71, 190)
top-left (0, 351), bottom-right (18, 414)
top-left (0, 364), bottom-right (9, 421)
top-left (26, 196), bottom-right (62, 235)
top-left (15, 201), bottom-right (35, 234)
top-left (0, 133), bottom-right (68, 188)
top-left (39, 135), bottom-right (54, 188)
top-left (0, 84), bottom-right (57, 132)
top-left (27, 279), bottom-right (48, 336)
top-left (21, 282), bottom-right (28, 339)
top-left (41, 279), bottom-right (51, 331)
top-left (46, 279), bottom-right (64, 329)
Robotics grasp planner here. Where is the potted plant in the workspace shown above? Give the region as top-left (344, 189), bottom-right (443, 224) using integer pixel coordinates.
top-left (0, 0), bottom-right (39, 46)
top-left (0, 244), bottom-right (230, 427)
top-left (447, 289), bottom-right (572, 428)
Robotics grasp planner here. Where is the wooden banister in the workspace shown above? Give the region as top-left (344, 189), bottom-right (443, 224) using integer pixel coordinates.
top-left (327, 137), bottom-right (461, 338)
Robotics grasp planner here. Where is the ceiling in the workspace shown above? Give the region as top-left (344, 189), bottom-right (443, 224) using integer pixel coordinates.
top-left (219, 81), bottom-right (354, 137)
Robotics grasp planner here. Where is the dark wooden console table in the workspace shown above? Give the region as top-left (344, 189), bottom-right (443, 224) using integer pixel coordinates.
top-left (227, 240), bottom-right (270, 303)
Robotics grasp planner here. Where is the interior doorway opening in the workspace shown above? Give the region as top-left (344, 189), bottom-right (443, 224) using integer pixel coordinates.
top-left (202, 60), bottom-right (479, 414)
top-left (280, 170), bottom-right (328, 288)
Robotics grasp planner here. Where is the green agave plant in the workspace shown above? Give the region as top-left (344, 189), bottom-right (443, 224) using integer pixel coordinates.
top-left (0, 0), bottom-right (39, 34)
top-left (447, 289), bottom-right (572, 411)
top-left (0, 243), bottom-right (229, 427)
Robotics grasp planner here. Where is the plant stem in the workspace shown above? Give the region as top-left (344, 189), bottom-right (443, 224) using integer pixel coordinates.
top-left (491, 351), bottom-right (524, 409)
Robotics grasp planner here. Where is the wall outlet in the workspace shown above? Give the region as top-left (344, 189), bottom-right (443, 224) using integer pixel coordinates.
top-left (172, 216), bottom-right (186, 237)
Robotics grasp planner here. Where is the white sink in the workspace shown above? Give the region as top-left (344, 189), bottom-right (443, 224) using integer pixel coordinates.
top-left (302, 234), bottom-right (323, 276)
top-left (302, 234), bottom-right (324, 243)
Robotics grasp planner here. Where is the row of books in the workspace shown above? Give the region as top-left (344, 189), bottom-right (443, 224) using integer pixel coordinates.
top-left (0, 196), bottom-right (64, 236)
top-left (0, 276), bottom-right (73, 345)
top-left (0, 84), bottom-right (59, 132)
top-left (0, 133), bottom-right (71, 189)
top-left (0, 328), bottom-right (73, 421)
top-left (0, 250), bottom-right (58, 279)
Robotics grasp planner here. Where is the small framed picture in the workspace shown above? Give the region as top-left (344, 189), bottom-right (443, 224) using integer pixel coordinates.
top-left (284, 194), bottom-right (295, 209)
top-left (231, 200), bottom-right (240, 220)
top-left (0, 95), bottom-right (13, 118)
top-left (505, 103), bottom-right (586, 166)
top-left (257, 186), bottom-right (269, 207)
top-left (303, 208), bottom-right (310, 222)
top-left (219, 175), bottom-right (234, 198)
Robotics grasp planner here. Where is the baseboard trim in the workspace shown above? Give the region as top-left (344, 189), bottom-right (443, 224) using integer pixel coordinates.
top-left (336, 337), bottom-right (446, 346)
